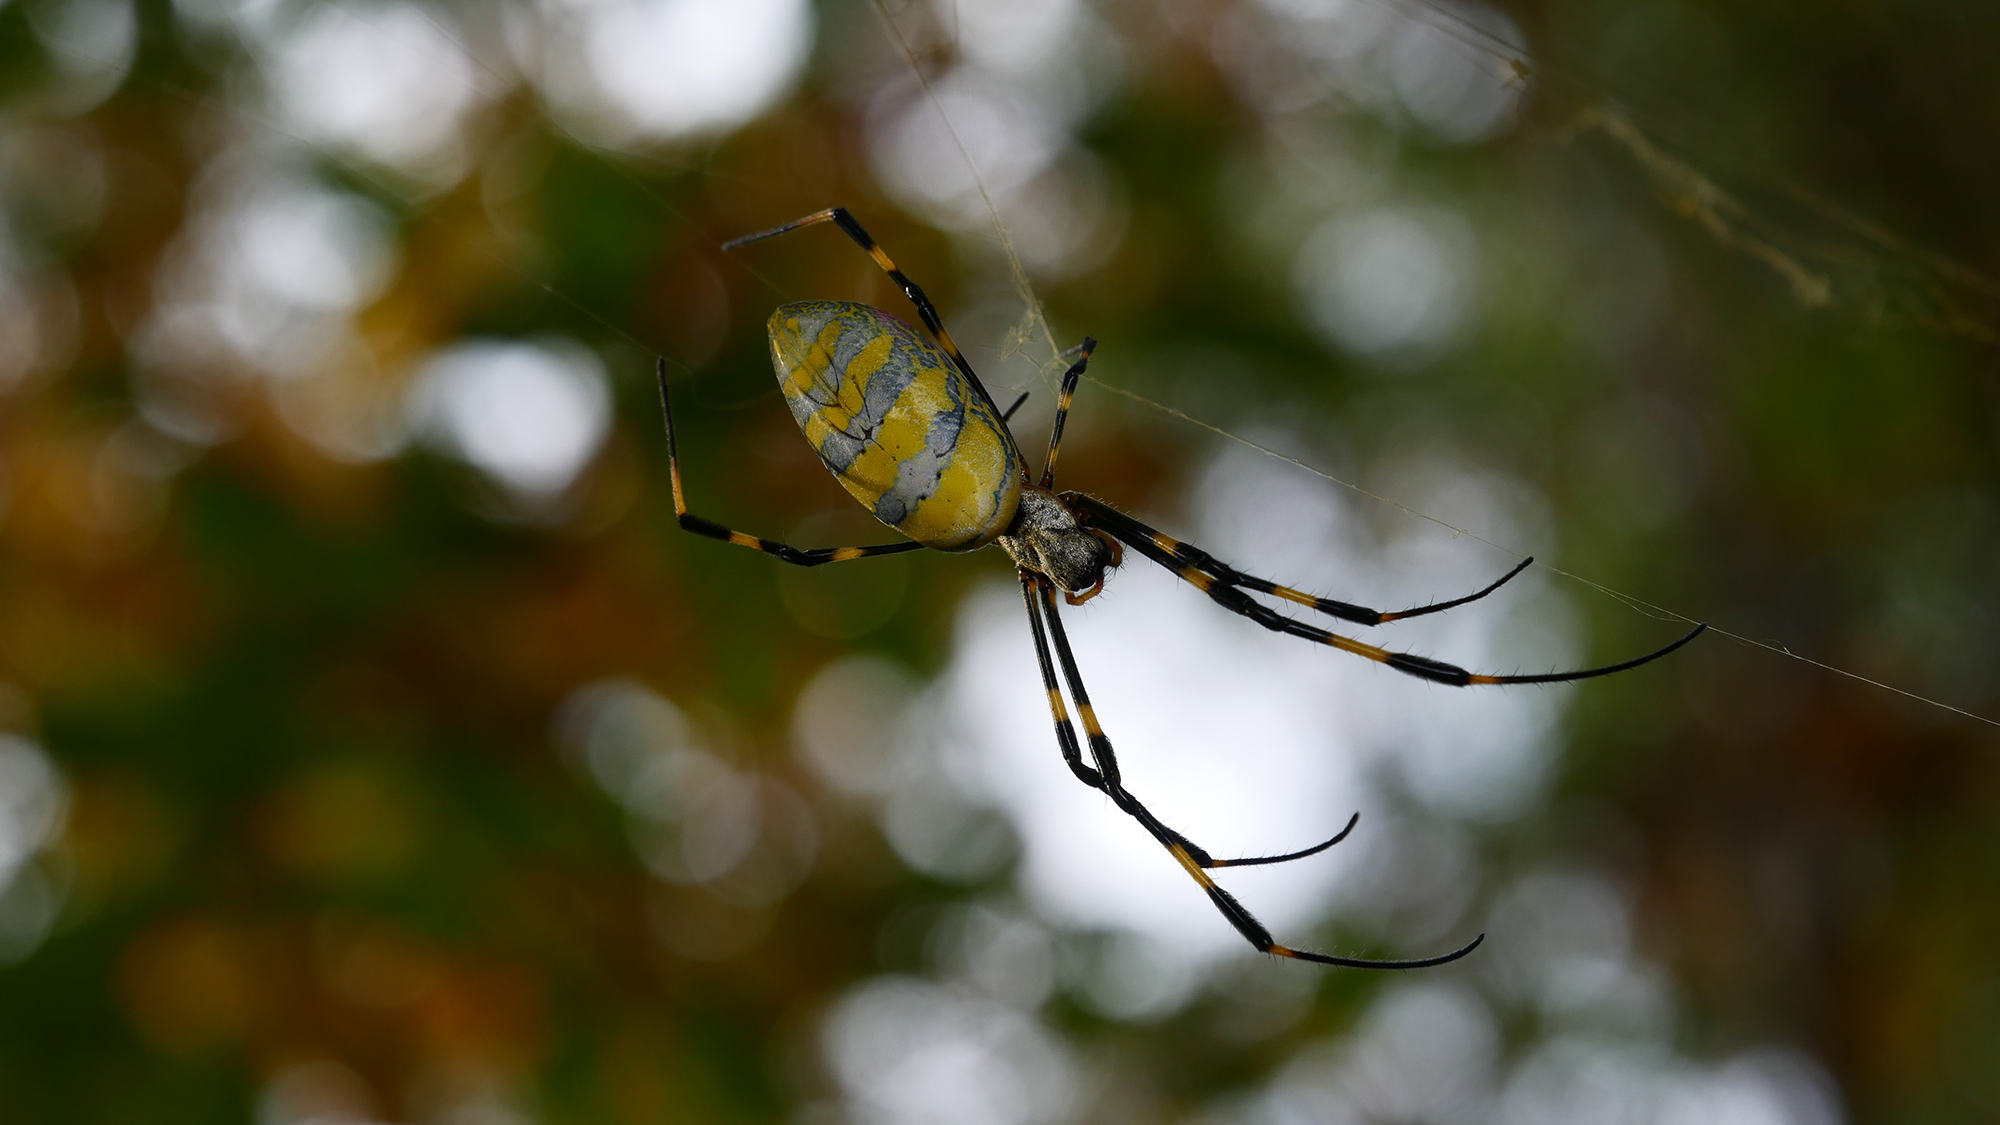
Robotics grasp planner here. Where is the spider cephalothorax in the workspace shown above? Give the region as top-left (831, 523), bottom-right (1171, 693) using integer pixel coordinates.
top-left (660, 206), bottom-right (1706, 970)
top-left (996, 487), bottom-right (1121, 603)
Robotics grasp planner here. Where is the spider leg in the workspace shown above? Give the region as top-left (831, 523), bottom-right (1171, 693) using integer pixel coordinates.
top-left (1020, 574), bottom-right (1348, 864)
top-left (1067, 494), bottom-right (1705, 686)
top-left (1018, 573), bottom-right (1108, 792)
top-left (1209, 812), bottom-right (1359, 868)
top-left (1073, 496), bottom-right (1532, 626)
top-left (1024, 574), bottom-right (1480, 970)
top-left (658, 361), bottom-right (925, 567)
top-left (1040, 338), bottom-right (1097, 489)
top-left (722, 208), bottom-right (1014, 430)
top-left (1001, 390), bottom-right (1031, 423)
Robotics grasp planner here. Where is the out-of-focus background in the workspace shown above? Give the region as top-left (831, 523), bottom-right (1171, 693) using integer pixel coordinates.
top-left (0, 0), bottom-right (1996, 1121)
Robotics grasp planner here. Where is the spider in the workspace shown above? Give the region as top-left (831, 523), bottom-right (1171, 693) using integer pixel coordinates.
top-left (659, 207), bottom-right (1706, 970)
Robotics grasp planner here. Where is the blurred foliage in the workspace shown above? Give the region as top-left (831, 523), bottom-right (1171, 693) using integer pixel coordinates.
top-left (0, 0), bottom-right (1996, 1122)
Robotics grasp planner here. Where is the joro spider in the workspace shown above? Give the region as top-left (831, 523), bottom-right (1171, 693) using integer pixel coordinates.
top-left (659, 207), bottom-right (1706, 970)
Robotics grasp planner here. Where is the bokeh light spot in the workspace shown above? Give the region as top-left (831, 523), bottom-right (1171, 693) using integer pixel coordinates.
top-left (824, 976), bottom-right (1078, 1125)
top-left (409, 338), bottom-right (612, 499)
top-left (1295, 207), bottom-right (1480, 356)
top-left (274, 2), bottom-right (482, 178)
top-left (540, 0), bottom-right (814, 143)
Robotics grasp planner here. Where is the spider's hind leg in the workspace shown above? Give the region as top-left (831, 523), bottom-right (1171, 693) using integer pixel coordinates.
top-left (658, 362), bottom-right (925, 567)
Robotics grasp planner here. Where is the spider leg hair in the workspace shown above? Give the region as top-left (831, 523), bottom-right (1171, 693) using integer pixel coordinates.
top-left (1067, 494), bottom-right (1706, 686)
top-left (1022, 573), bottom-right (1479, 969)
top-left (658, 360), bottom-right (925, 567)
top-left (1209, 811), bottom-right (1359, 868)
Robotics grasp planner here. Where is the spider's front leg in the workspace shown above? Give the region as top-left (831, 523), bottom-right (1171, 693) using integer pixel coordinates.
top-left (1070, 494), bottom-right (1532, 625)
top-left (1016, 572), bottom-right (1482, 970)
top-left (1068, 495), bottom-right (1704, 687)
top-left (1015, 572), bottom-right (1344, 866)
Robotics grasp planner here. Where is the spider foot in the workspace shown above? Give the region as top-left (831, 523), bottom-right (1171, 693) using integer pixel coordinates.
top-left (1208, 812), bottom-right (1360, 868)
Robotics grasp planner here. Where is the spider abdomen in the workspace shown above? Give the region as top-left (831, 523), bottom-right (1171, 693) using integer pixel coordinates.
top-left (767, 300), bottom-right (1022, 551)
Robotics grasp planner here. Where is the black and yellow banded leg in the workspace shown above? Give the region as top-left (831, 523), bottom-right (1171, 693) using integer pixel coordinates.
top-left (1028, 577), bottom-right (1476, 970)
top-left (1067, 494), bottom-right (1706, 687)
top-left (1072, 496), bottom-right (1534, 626)
top-left (721, 207), bottom-right (1013, 426)
top-left (658, 361), bottom-right (925, 568)
top-left (1020, 574), bottom-right (1342, 864)
top-left (1039, 338), bottom-right (1097, 490)
top-left (1018, 571), bottom-right (1109, 792)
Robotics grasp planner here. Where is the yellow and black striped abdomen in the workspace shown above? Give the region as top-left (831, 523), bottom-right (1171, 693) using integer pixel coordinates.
top-left (767, 301), bottom-right (1023, 552)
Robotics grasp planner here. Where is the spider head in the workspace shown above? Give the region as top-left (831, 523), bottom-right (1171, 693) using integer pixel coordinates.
top-left (997, 487), bottom-right (1122, 603)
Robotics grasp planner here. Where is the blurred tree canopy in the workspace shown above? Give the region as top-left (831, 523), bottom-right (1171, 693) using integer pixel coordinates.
top-left (0, 0), bottom-right (1996, 1122)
